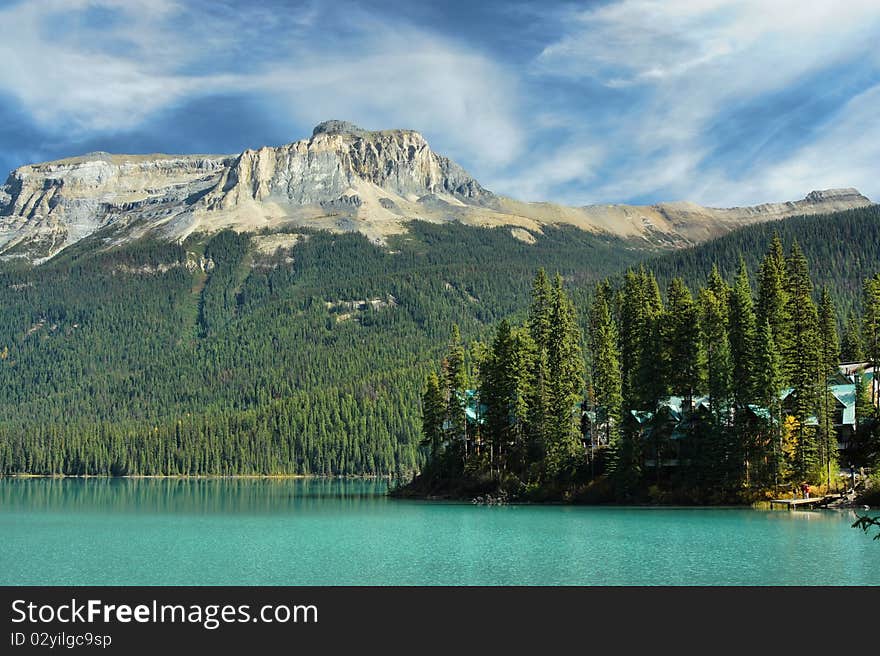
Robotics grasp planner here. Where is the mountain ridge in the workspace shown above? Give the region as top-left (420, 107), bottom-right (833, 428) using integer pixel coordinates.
top-left (0, 120), bottom-right (872, 261)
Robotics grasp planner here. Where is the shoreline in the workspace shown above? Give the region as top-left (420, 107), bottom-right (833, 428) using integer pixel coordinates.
top-left (389, 494), bottom-right (867, 510)
top-left (2, 475), bottom-right (870, 509)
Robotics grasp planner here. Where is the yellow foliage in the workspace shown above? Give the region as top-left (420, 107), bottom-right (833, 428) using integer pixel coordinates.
top-left (780, 415), bottom-right (800, 480)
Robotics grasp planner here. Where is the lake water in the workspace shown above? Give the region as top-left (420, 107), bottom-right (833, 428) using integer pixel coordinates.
top-left (1, 478), bottom-right (878, 585)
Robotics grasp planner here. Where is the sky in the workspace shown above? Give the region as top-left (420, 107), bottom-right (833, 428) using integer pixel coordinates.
top-left (0, 0), bottom-right (879, 207)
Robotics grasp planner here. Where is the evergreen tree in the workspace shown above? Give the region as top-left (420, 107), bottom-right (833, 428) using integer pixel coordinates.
top-left (619, 269), bottom-right (643, 410)
top-left (588, 283), bottom-right (622, 450)
top-left (442, 324), bottom-right (468, 456)
top-left (753, 320), bottom-right (783, 490)
top-left (620, 267), bottom-right (664, 412)
top-left (783, 241), bottom-right (822, 481)
top-left (544, 275), bottom-right (586, 479)
top-left (841, 311), bottom-right (865, 362)
top-left (818, 287), bottom-right (840, 376)
top-left (662, 278), bottom-right (706, 402)
top-left (817, 287), bottom-right (841, 484)
top-left (420, 372), bottom-right (445, 470)
top-left (728, 259), bottom-right (758, 406)
top-left (697, 273), bottom-right (736, 492)
top-left (480, 320), bottom-right (511, 472)
top-left (508, 327), bottom-right (538, 475)
top-left (638, 267), bottom-right (666, 407)
top-left (528, 268), bottom-right (553, 350)
top-left (613, 268), bottom-right (662, 494)
top-left (864, 273), bottom-right (880, 406)
top-left (526, 269), bottom-right (554, 464)
top-left (855, 373), bottom-right (874, 427)
top-left (757, 234), bottom-right (790, 357)
top-left (479, 320), bottom-right (535, 475)
top-left (699, 267), bottom-right (733, 423)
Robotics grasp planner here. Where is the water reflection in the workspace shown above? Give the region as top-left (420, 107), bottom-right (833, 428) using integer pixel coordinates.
top-left (0, 477), bottom-right (389, 515)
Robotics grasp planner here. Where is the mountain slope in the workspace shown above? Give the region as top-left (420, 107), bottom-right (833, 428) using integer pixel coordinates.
top-left (0, 222), bottom-right (639, 475)
top-left (1, 204), bottom-right (879, 476)
top-left (643, 204), bottom-right (880, 308)
top-left (0, 120), bottom-right (872, 261)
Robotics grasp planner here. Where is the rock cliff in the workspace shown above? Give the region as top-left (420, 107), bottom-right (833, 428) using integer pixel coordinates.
top-left (0, 121), bottom-right (872, 261)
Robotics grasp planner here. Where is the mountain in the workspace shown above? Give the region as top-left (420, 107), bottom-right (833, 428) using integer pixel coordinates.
top-left (2, 202), bottom-right (880, 477)
top-left (0, 120), bottom-right (872, 261)
top-left (0, 120), bottom-right (877, 477)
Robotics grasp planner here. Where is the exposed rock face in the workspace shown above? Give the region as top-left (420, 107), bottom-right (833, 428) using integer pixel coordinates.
top-left (0, 121), bottom-right (873, 261)
top-left (201, 122), bottom-right (490, 210)
top-left (0, 152), bottom-right (231, 260)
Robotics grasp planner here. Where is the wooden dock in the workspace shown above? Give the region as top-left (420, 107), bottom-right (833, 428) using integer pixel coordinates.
top-left (769, 494), bottom-right (842, 510)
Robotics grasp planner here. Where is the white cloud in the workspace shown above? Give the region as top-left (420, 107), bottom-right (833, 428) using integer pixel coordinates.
top-left (0, 0), bottom-right (524, 168)
top-left (258, 40), bottom-right (524, 168)
top-left (538, 0), bottom-right (880, 92)
top-left (704, 83), bottom-right (880, 205)
top-left (0, 0), bottom-right (225, 133)
top-left (488, 143), bottom-right (604, 203)
top-left (533, 0), bottom-right (880, 204)
top-left (2, 0), bottom-right (877, 208)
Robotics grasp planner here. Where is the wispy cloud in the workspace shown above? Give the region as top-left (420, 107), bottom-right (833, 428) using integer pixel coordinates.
top-left (716, 82), bottom-right (880, 204)
top-left (529, 0), bottom-right (880, 204)
top-left (488, 142), bottom-right (603, 205)
top-left (0, 0), bottom-right (878, 207)
top-left (0, 0), bottom-right (524, 169)
top-left (0, 0), bottom-right (212, 133)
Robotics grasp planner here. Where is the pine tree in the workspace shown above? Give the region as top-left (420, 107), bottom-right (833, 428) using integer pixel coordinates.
top-left (729, 259), bottom-right (758, 406)
top-left (528, 268), bottom-right (553, 350)
top-left (442, 324), bottom-right (468, 458)
top-left (864, 273), bottom-right (880, 406)
top-left (638, 267), bottom-right (665, 407)
top-left (526, 269), bottom-right (554, 464)
top-left (817, 286), bottom-right (840, 485)
top-left (480, 320), bottom-right (511, 473)
top-left (420, 372), bottom-right (445, 471)
top-left (662, 278), bottom-right (706, 402)
top-left (619, 269), bottom-right (643, 410)
top-left (783, 241), bottom-right (822, 481)
top-left (508, 327), bottom-right (537, 475)
top-left (818, 287), bottom-right (840, 375)
top-left (611, 275), bottom-right (646, 496)
top-left (855, 373), bottom-right (874, 427)
top-left (699, 267), bottom-right (733, 423)
top-left (841, 311), bottom-right (865, 362)
top-left (620, 267), bottom-right (664, 412)
top-left (588, 283), bottom-right (622, 450)
top-left (757, 234), bottom-right (790, 357)
top-left (754, 320), bottom-right (783, 489)
top-left (544, 275), bottom-right (586, 479)
top-left (480, 319), bottom-right (534, 475)
top-left (697, 273), bottom-right (736, 492)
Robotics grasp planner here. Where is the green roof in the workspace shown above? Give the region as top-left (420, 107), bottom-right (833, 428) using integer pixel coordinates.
top-left (829, 383), bottom-right (856, 426)
top-left (746, 405), bottom-right (772, 421)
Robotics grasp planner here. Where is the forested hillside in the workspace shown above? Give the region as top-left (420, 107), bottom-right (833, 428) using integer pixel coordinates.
top-left (645, 204), bottom-right (880, 316)
top-left (0, 222), bottom-right (638, 476)
top-left (0, 205), bottom-right (878, 477)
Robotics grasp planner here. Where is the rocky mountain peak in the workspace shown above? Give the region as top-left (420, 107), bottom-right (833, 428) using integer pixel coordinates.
top-left (311, 120), bottom-right (370, 138)
top-left (0, 121), bottom-right (874, 262)
top-left (804, 188), bottom-right (867, 203)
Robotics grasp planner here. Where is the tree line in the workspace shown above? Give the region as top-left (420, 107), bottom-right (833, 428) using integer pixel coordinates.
top-left (2, 206), bottom-right (880, 479)
top-left (418, 270), bottom-right (587, 497)
top-left (413, 236), bottom-right (880, 502)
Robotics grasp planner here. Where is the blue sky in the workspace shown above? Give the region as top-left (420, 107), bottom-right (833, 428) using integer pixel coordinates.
top-left (1, 0), bottom-right (879, 206)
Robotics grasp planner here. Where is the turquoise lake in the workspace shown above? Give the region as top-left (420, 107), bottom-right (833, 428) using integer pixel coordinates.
top-left (1, 478), bottom-right (878, 585)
